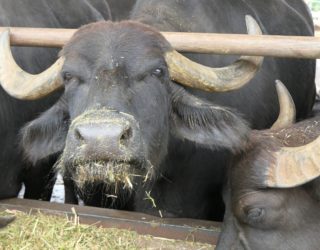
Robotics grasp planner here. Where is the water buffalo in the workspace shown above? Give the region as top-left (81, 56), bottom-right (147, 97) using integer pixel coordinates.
top-left (2, 1), bottom-right (315, 220)
top-left (216, 82), bottom-right (320, 250)
top-left (107, 0), bottom-right (136, 21)
top-left (0, 0), bottom-right (111, 200)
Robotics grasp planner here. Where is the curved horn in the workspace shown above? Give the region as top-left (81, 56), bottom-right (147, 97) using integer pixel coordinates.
top-left (165, 15), bottom-right (264, 92)
top-left (265, 136), bottom-right (320, 188)
top-left (0, 30), bottom-right (64, 100)
top-left (271, 80), bottom-right (296, 130)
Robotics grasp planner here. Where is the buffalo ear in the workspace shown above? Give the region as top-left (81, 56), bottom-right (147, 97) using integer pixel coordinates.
top-left (169, 83), bottom-right (249, 152)
top-left (20, 97), bottom-right (69, 165)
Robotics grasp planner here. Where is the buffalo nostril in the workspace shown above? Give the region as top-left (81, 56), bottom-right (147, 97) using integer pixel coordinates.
top-left (120, 127), bottom-right (133, 146)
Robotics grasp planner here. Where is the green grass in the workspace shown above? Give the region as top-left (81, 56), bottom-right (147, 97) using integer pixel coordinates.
top-left (0, 210), bottom-right (214, 250)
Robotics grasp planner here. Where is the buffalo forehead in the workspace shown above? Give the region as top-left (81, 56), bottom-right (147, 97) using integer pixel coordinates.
top-left (233, 117), bottom-right (320, 191)
top-left (62, 21), bottom-right (171, 75)
top-left (230, 136), bottom-right (278, 193)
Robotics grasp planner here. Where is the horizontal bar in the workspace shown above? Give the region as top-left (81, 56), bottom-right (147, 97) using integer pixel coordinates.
top-left (0, 198), bottom-right (221, 245)
top-left (0, 27), bottom-right (75, 48)
top-left (1, 27), bottom-right (320, 59)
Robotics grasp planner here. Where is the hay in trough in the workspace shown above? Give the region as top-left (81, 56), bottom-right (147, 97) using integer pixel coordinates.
top-left (0, 209), bottom-right (215, 250)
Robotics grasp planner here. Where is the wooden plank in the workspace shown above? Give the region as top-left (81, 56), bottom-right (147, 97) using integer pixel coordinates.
top-left (0, 198), bottom-right (221, 245)
top-left (1, 27), bottom-right (320, 59)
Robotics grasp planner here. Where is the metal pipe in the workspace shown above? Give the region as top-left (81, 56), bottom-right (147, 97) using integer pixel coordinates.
top-left (1, 27), bottom-right (320, 59)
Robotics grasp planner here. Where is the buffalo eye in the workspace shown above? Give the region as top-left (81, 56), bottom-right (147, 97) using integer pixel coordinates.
top-left (63, 72), bottom-right (75, 83)
top-left (244, 206), bottom-right (265, 224)
top-left (151, 68), bottom-right (164, 78)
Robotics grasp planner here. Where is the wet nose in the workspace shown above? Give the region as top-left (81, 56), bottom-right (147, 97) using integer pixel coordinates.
top-left (75, 123), bottom-right (132, 146)
top-left (73, 120), bottom-right (136, 157)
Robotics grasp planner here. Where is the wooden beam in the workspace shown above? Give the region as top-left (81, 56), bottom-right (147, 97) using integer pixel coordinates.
top-left (1, 27), bottom-right (320, 59)
top-left (0, 198), bottom-right (221, 245)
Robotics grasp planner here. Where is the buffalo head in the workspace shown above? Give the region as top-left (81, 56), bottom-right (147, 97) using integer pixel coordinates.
top-left (217, 82), bottom-right (320, 250)
top-left (0, 18), bottom-right (263, 207)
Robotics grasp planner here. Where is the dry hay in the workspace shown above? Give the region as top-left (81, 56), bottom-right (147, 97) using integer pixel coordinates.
top-left (73, 160), bottom-right (136, 190)
top-left (0, 209), bottom-right (215, 250)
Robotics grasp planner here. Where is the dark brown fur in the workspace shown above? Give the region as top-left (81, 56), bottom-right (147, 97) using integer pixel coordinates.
top-left (217, 115), bottom-right (320, 250)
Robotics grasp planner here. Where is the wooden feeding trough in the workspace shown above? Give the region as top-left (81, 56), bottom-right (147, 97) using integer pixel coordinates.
top-left (0, 198), bottom-right (221, 245)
